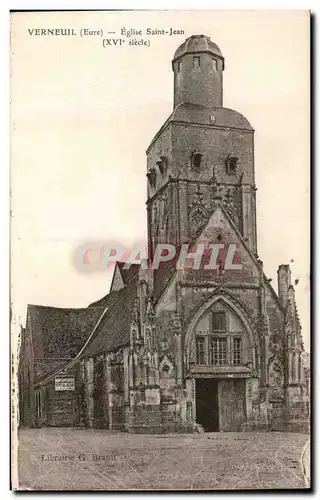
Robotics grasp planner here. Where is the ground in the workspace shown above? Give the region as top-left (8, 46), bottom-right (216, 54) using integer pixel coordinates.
top-left (16, 428), bottom-right (310, 491)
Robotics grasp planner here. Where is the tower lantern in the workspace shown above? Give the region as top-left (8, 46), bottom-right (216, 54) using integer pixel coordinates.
top-left (172, 34), bottom-right (224, 108)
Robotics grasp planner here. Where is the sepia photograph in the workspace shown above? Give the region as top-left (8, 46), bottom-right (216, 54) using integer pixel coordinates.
top-left (10, 9), bottom-right (310, 491)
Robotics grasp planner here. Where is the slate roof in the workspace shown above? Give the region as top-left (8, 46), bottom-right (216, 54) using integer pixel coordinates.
top-left (27, 304), bottom-right (105, 360)
top-left (81, 282), bottom-right (138, 357)
top-left (171, 103), bottom-right (253, 131)
top-left (147, 103), bottom-right (253, 152)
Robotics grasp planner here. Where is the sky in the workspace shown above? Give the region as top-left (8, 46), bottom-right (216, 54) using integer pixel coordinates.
top-left (10, 10), bottom-right (310, 349)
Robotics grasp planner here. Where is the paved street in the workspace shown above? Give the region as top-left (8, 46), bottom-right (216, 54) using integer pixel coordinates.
top-left (16, 428), bottom-right (309, 491)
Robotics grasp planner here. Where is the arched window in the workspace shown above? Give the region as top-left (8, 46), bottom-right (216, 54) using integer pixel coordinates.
top-left (191, 152), bottom-right (202, 170)
top-left (226, 154), bottom-right (239, 175)
top-left (193, 302), bottom-right (250, 368)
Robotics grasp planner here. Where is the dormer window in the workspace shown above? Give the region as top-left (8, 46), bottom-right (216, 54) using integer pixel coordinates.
top-left (226, 154), bottom-right (239, 175)
top-left (193, 56), bottom-right (200, 68)
top-left (212, 58), bottom-right (218, 71)
top-left (191, 152), bottom-right (202, 170)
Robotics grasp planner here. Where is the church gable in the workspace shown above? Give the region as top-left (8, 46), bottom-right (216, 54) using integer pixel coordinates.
top-left (110, 262), bottom-right (140, 293)
top-left (110, 263), bottom-right (124, 292)
top-left (180, 204), bottom-right (260, 284)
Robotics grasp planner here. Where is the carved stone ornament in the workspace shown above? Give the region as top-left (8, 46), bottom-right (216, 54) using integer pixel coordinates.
top-left (222, 188), bottom-right (239, 227)
top-left (189, 185), bottom-right (210, 235)
top-left (269, 387), bottom-right (284, 402)
top-left (131, 298), bottom-right (139, 324)
top-left (210, 164), bottom-right (223, 202)
top-left (152, 204), bottom-right (159, 241)
top-left (269, 332), bottom-right (284, 361)
top-left (145, 296), bottom-right (155, 323)
top-left (173, 311), bottom-right (182, 335)
top-left (161, 195), bottom-right (169, 230)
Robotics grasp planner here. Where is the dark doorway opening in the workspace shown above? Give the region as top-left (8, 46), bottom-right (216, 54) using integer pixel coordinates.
top-left (195, 378), bottom-right (219, 432)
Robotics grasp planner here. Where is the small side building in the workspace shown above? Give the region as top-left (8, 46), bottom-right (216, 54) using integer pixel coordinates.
top-left (18, 305), bottom-right (105, 427)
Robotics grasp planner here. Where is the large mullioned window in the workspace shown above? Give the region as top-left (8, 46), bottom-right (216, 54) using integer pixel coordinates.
top-left (194, 311), bottom-right (243, 366)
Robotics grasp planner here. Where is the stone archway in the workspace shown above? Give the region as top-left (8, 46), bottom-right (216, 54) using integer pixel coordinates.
top-left (184, 293), bottom-right (256, 432)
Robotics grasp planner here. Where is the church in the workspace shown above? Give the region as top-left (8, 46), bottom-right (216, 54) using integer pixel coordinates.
top-left (19, 35), bottom-right (309, 433)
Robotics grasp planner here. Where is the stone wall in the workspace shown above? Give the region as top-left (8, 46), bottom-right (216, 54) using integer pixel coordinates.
top-left (268, 407), bottom-right (309, 433)
top-left (40, 365), bottom-right (80, 427)
top-left (127, 404), bottom-right (163, 434)
top-left (173, 123), bottom-right (254, 183)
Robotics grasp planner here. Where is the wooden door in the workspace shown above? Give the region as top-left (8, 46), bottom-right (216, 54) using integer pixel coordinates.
top-left (196, 379), bottom-right (219, 432)
top-left (219, 379), bottom-right (246, 431)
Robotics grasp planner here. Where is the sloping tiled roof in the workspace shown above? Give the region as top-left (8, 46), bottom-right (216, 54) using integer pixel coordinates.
top-left (81, 282), bottom-right (138, 357)
top-left (88, 289), bottom-right (120, 308)
top-left (34, 359), bottom-right (68, 382)
top-left (27, 305), bottom-right (105, 360)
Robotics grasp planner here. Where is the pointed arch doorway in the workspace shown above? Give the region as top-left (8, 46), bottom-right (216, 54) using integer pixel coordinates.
top-left (186, 294), bottom-right (255, 432)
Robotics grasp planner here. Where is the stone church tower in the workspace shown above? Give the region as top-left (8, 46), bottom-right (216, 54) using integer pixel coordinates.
top-left (112, 35), bottom-right (308, 433)
top-left (147, 35), bottom-right (257, 258)
top-left (21, 35), bottom-right (308, 433)
top-left (133, 35), bottom-right (308, 432)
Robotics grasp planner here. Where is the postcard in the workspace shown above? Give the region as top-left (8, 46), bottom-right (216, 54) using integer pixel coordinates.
top-left (10, 10), bottom-right (310, 491)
